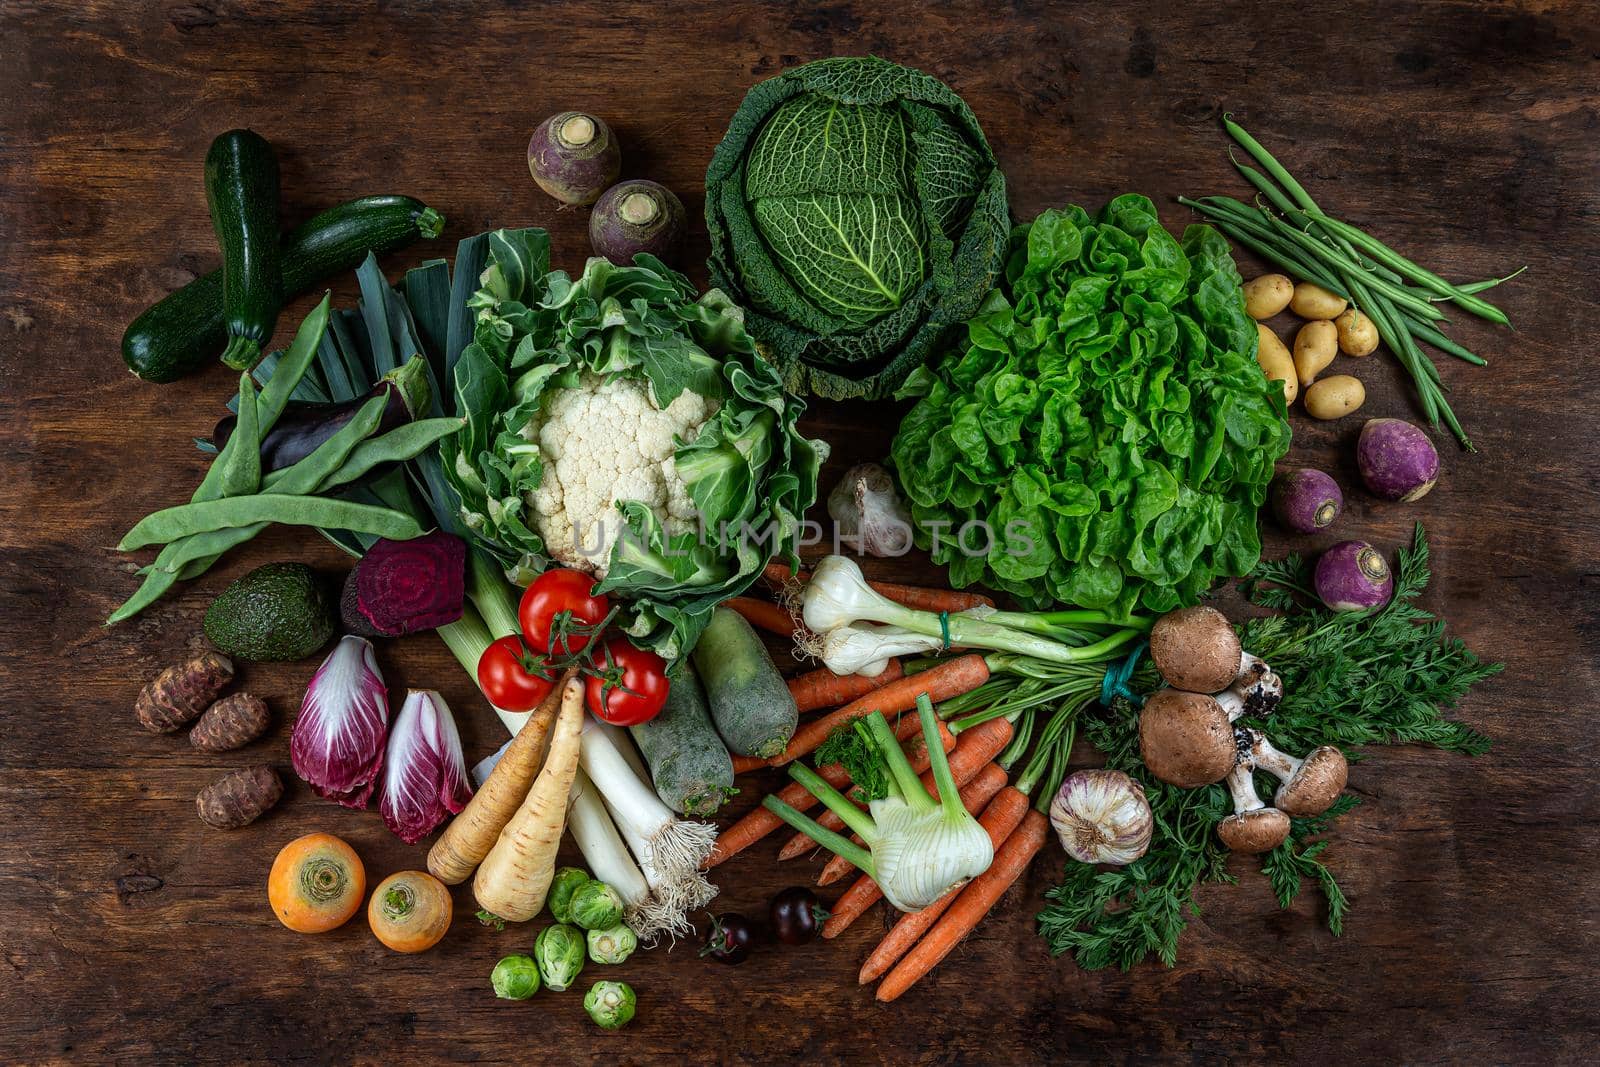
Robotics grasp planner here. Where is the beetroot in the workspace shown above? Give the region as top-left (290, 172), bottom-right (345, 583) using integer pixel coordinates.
top-left (343, 531), bottom-right (466, 636)
top-left (1357, 418), bottom-right (1440, 502)
top-left (1314, 540), bottom-right (1393, 612)
top-left (590, 180), bottom-right (685, 263)
top-left (528, 111), bottom-right (621, 207)
top-left (1271, 469), bottom-right (1343, 533)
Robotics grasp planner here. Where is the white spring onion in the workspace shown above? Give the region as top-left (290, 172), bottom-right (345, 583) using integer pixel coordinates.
top-left (763, 694), bottom-right (993, 913)
top-left (801, 556), bottom-right (1142, 666)
top-left (805, 622), bottom-right (947, 677)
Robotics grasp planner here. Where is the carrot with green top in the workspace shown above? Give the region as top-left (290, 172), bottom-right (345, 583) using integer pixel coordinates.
top-left (770, 654), bottom-right (990, 766)
top-left (787, 659), bottom-right (904, 714)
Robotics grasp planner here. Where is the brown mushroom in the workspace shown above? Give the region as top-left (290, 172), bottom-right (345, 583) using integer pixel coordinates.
top-left (1246, 732), bottom-right (1348, 817)
top-left (1138, 688), bottom-right (1238, 788)
top-left (1150, 606), bottom-right (1242, 693)
top-left (1217, 746), bottom-right (1291, 853)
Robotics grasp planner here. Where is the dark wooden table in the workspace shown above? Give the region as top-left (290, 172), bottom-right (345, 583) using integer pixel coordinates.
top-left (3, 2), bottom-right (1597, 1062)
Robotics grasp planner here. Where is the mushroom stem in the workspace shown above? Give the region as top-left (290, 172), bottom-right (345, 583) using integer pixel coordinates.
top-left (1224, 651), bottom-right (1282, 717)
top-left (1224, 759), bottom-right (1265, 814)
top-left (1215, 689), bottom-right (1246, 723)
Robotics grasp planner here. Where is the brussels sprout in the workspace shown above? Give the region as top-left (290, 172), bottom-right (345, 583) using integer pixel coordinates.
top-left (549, 867), bottom-right (591, 924)
top-left (584, 980), bottom-right (636, 1030)
top-left (490, 955), bottom-right (540, 1000)
top-left (586, 923), bottom-right (638, 965)
top-left (569, 880), bottom-right (625, 931)
top-left (534, 923), bottom-right (586, 992)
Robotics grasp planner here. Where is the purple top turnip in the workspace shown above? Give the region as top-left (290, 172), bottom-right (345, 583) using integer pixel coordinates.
top-left (590, 180), bottom-right (685, 263)
top-left (1271, 469), bottom-right (1343, 533)
top-left (528, 112), bottom-right (621, 206)
top-left (1314, 540), bottom-right (1392, 612)
top-left (1357, 418), bottom-right (1440, 502)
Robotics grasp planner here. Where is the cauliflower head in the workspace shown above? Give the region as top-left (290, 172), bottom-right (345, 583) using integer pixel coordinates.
top-left (524, 372), bottom-right (719, 577)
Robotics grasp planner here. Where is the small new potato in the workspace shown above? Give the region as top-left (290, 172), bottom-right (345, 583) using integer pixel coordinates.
top-left (1293, 320), bottom-right (1339, 387)
top-left (1255, 323), bottom-right (1298, 406)
top-left (1336, 309), bottom-right (1379, 356)
top-left (1243, 274), bottom-right (1294, 320)
top-left (1289, 281), bottom-right (1348, 320)
top-left (1304, 375), bottom-right (1366, 420)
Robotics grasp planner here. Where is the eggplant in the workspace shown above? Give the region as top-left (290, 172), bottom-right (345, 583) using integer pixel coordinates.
top-left (211, 356), bottom-right (430, 473)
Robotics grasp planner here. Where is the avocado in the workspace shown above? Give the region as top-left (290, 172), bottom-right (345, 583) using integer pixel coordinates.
top-left (204, 562), bottom-right (335, 662)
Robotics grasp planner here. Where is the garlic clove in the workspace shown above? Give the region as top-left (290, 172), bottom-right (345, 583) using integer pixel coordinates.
top-left (1049, 769), bottom-right (1154, 867)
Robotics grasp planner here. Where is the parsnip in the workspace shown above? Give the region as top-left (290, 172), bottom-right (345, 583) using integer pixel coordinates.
top-left (472, 678), bottom-right (586, 922)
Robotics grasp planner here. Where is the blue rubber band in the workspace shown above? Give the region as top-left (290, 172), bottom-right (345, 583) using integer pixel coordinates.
top-left (938, 611), bottom-right (951, 650)
top-left (1100, 640), bottom-right (1149, 707)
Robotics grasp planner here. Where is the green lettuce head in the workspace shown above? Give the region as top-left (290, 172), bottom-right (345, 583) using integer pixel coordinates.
top-left (891, 195), bottom-right (1291, 616)
top-left (443, 229), bottom-right (827, 662)
top-left (706, 56), bottom-right (1010, 401)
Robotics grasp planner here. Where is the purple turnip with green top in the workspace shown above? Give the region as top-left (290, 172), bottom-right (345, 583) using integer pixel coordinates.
top-left (528, 112), bottom-right (621, 206)
top-left (1356, 418), bottom-right (1439, 502)
top-left (1314, 541), bottom-right (1392, 612)
top-left (1271, 469), bottom-right (1343, 533)
top-left (590, 180), bottom-right (685, 263)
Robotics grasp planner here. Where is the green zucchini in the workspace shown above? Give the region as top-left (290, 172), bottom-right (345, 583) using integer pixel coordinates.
top-left (204, 130), bottom-right (283, 371)
top-left (629, 663), bottom-right (736, 816)
top-left (691, 606), bottom-right (798, 759)
top-left (123, 195), bottom-right (445, 383)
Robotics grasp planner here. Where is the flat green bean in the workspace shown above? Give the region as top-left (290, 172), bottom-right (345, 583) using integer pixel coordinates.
top-left (264, 416), bottom-right (463, 494)
top-left (256, 293), bottom-right (332, 430)
top-left (218, 372), bottom-right (262, 498)
top-left (119, 495), bottom-right (423, 551)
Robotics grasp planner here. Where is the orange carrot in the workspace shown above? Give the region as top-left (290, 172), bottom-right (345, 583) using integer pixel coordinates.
top-left (818, 760), bottom-right (1008, 886)
top-left (787, 659), bottom-right (904, 714)
top-left (820, 765), bottom-right (1010, 938)
top-left (730, 754), bottom-right (768, 775)
top-left (777, 719), bottom-right (967, 861)
top-left (855, 785), bottom-right (1031, 971)
top-left (724, 596), bottom-right (798, 637)
top-left (770, 654), bottom-right (990, 766)
top-left (866, 581), bottom-right (994, 613)
top-left (762, 559), bottom-right (808, 588)
top-left (704, 761), bottom-right (853, 868)
top-left (873, 809), bottom-right (1050, 1002)
top-left (781, 717), bottom-right (1009, 862)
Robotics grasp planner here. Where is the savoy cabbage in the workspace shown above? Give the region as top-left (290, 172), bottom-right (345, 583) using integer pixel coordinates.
top-left (705, 56), bottom-right (1010, 401)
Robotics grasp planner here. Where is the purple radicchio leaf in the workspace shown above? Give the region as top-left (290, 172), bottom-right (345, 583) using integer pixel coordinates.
top-left (380, 689), bottom-right (474, 844)
top-left (291, 636), bottom-right (389, 808)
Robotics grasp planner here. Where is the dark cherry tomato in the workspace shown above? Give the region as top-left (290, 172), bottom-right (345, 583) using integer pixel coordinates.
top-left (698, 913), bottom-right (754, 965)
top-left (585, 638), bottom-right (669, 726)
top-left (769, 887), bottom-right (829, 946)
top-left (520, 569), bottom-right (610, 657)
top-left (476, 635), bottom-right (557, 712)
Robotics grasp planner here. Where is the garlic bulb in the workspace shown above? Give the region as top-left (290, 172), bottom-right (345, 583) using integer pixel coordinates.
top-left (1049, 770), bottom-right (1153, 866)
top-left (827, 463), bottom-right (913, 557)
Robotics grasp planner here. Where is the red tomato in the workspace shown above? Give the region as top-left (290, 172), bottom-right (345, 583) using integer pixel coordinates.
top-left (477, 636), bottom-right (557, 712)
top-left (520, 569), bottom-right (611, 657)
top-left (585, 639), bottom-right (670, 726)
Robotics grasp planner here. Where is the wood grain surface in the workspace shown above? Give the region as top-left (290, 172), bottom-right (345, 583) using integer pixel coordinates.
top-left (1, 1), bottom-right (1597, 1063)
